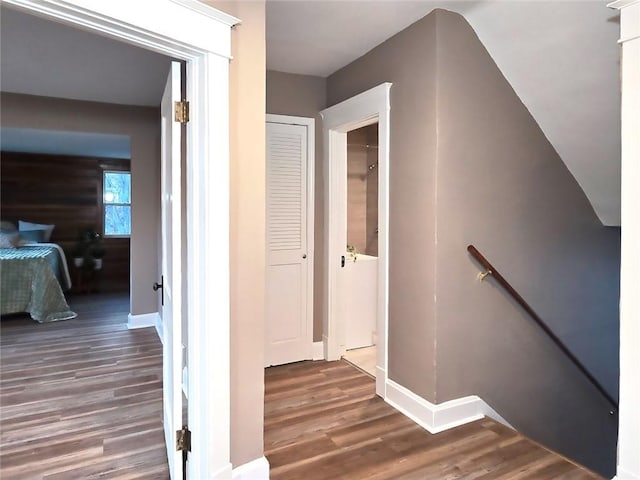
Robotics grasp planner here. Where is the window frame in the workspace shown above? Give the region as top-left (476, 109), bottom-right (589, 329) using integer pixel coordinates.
top-left (99, 165), bottom-right (131, 239)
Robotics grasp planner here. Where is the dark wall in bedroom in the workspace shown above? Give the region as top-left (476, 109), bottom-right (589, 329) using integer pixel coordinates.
top-left (1, 151), bottom-right (130, 292)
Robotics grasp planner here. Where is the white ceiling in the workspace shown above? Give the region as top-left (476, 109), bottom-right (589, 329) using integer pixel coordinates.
top-left (0, 6), bottom-right (171, 106)
top-left (0, 2), bottom-right (621, 225)
top-left (267, 0), bottom-right (478, 77)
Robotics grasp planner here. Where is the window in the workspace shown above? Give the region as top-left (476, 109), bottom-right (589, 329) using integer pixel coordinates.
top-left (103, 171), bottom-right (131, 236)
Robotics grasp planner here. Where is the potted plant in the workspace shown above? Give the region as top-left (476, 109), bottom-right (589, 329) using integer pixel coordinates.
top-left (72, 227), bottom-right (104, 269)
top-left (91, 245), bottom-right (106, 270)
top-left (71, 244), bottom-right (85, 267)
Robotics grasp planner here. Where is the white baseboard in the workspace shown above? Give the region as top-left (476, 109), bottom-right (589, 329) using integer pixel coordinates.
top-left (127, 312), bottom-right (159, 330)
top-left (312, 341), bottom-right (324, 360)
top-left (477, 398), bottom-right (511, 429)
top-left (613, 467), bottom-right (640, 480)
top-left (375, 366), bottom-right (386, 397)
top-left (385, 379), bottom-right (513, 435)
top-left (211, 462), bottom-right (233, 479)
top-left (155, 315), bottom-right (163, 344)
top-left (232, 456), bottom-right (270, 479)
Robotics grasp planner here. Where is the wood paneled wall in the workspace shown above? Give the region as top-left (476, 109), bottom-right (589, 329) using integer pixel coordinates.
top-left (1, 152), bottom-right (130, 292)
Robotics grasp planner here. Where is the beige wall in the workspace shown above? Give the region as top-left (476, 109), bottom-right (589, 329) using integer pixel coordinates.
top-left (328, 13), bottom-right (439, 400)
top-left (208, 0), bottom-right (266, 469)
top-left (0, 92), bottom-right (160, 316)
top-left (266, 70), bottom-right (326, 341)
top-left (328, 9), bottom-right (619, 476)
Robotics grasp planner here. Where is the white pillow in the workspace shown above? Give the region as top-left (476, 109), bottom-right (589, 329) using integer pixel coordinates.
top-left (19, 220), bottom-right (55, 242)
top-left (0, 232), bottom-right (21, 248)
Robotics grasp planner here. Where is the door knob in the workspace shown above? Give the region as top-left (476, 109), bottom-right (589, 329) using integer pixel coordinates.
top-left (302, 254), bottom-right (307, 259)
top-left (154, 276), bottom-right (164, 306)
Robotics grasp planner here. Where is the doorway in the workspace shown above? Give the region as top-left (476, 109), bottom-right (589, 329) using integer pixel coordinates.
top-left (342, 123), bottom-right (379, 377)
top-left (2, 1), bottom-right (237, 478)
top-left (321, 82), bottom-right (392, 397)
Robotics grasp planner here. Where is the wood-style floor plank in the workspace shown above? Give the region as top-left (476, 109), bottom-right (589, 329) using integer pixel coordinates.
top-left (265, 360), bottom-right (602, 480)
top-left (1, 293), bottom-right (169, 480)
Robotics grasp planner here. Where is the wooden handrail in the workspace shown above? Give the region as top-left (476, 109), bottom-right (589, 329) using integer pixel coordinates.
top-left (467, 244), bottom-right (618, 413)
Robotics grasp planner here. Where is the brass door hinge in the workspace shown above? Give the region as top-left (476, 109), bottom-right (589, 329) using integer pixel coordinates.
top-left (176, 426), bottom-right (191, 452)
top-left (175, 101), bottom-right (189, 124)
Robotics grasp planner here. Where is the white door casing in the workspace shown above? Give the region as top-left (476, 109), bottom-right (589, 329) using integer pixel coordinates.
top-left (161, 62), bottom-right (183, 479)
top-left (265, 115), bottom-right (315, 367)
top-left (320, 83), bottom-right (392, 398)
top-left (608, 2), bottom-right (640, 480)
top-left (1, 2), bottom-right (239, 478)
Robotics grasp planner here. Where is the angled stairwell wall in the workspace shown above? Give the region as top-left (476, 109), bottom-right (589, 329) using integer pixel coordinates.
top-left (433, 10), bottom-right (620, 477)
top-left (328, 8), bottom-right (620, 477)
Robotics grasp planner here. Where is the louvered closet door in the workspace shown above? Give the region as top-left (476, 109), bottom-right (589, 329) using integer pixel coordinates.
top-left (266, 122), bottom-right (311, 366)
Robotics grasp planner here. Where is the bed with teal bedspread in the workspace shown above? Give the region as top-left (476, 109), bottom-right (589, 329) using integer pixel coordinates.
top-left (0, 245), bottom-right (76, 322)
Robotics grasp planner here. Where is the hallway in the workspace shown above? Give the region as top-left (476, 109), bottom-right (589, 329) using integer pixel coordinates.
top-left (265, 360), bottom-right (601, 480)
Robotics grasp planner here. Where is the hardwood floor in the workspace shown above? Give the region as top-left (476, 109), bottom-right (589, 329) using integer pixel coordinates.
top-left (1, 296), bottom-right (604, 479)
top-left (265, 360), bottom-right (601, 480)
top-left (0, 293), bottom-right (169, 479)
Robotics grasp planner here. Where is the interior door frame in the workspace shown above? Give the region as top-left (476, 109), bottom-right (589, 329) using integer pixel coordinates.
top-left (320, 83), bottom-right (392, 398)
top-left (265, 114), bottom-right (315, 363)
top-left (2, 1), bottom-right (239, 478)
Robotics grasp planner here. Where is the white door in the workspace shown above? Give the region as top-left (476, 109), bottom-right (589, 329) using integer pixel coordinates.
top-left (160, 61), bottom-right (183, 479)
top-left (265, 121), bottom-right (313, 366)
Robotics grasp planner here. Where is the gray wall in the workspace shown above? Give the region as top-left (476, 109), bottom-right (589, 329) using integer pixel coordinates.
top-left (433, 10), bottom-right (619, 475)
top-left (328, 13), bottom-right (439, 400)
top-left (0, 92), bottom-right (161, 316)
top-left (266, 70), bottom-right (327, 342)
top-left (327, 9), bottom-right (619, 476)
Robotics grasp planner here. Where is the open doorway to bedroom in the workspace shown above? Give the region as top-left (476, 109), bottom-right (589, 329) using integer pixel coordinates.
top-left (0, 6), bottom-right (171, 477)
top-left (2, 1), bottom-right (235, 478)
top-left (0, 5), bottom-right (171, 327)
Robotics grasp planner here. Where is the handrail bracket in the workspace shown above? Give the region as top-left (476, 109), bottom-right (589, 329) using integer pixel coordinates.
top-left (478, 269), bottom-right (493, 282)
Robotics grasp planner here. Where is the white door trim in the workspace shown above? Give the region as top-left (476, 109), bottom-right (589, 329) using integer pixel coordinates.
top-left (608, 2), bottom-right (640, 479)
top-left (265, 114), bottom-right (315, 363)
top-left (320, 83), bottom-right (392, 398)
top-left (2, 2), bottom-right (239, 478)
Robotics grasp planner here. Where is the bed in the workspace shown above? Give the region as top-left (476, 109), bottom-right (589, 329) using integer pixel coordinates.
top-left (0, 242), bottom-right (77, 322)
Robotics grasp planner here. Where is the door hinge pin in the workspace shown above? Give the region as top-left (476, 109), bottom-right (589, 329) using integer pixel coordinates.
top-left (176, 426), bottom-right (191, 452)
top-left (175, 101), bottom-right (189, 124)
